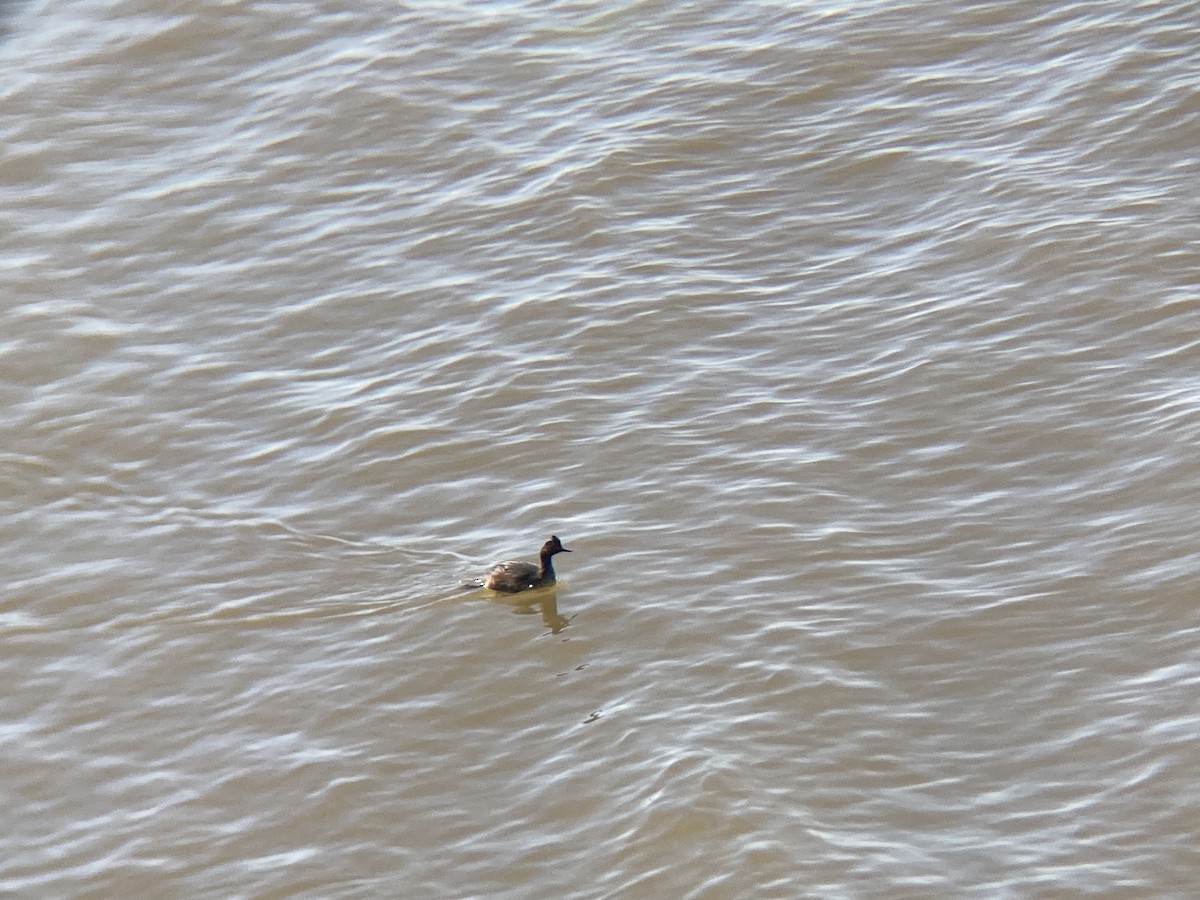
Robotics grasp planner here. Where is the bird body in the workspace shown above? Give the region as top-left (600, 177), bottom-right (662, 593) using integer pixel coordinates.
top-left (484, 535), bottom-right (571, 592)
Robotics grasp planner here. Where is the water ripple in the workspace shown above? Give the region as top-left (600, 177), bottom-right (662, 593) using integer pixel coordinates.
top-left (3, 0), bottom-right (1199, 896)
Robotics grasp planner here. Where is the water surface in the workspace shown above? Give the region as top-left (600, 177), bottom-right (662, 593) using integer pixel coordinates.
top-left (2, 0), bottom-right (1199, 896)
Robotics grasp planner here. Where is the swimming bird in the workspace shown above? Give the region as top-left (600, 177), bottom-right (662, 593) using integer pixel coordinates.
top-left (483, 535), bottom-right (571, 593)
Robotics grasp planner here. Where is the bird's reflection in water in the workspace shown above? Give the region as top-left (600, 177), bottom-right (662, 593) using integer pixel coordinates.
top-left (490, 587), bottom-right (570, 634)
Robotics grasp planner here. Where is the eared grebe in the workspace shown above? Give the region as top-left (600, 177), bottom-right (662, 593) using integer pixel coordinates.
top-left (484, 535), bottom-right (571, 593)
